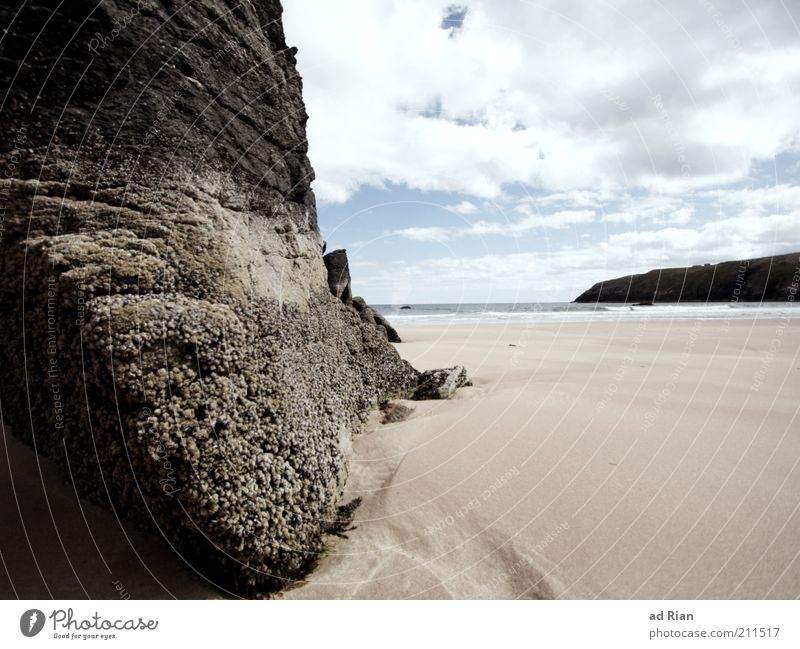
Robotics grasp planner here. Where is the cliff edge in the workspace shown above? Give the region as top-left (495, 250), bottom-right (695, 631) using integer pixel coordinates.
top-left (573, 253), bottom-right (800, 304)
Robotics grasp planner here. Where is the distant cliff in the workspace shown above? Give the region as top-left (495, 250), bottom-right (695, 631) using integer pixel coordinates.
top-left (573, 253), bottom-right (800, 303)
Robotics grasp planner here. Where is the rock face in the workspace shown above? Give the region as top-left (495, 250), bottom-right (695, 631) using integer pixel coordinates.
top-left (321, 248), bottom-right (402, 343)
top-left (574, 253), bottom-right (800, 303)
top-left (352, 296), bottom-right (402, 343)
top-left (413, 366), bottom-right (471, 400)
top-left (0, 0), bottom-right (418, 594)
top-left (372, 311), bottom-right (402, 343)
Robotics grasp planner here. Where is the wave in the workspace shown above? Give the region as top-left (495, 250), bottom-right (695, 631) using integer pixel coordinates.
top-left (377, 302), bottom-right (800, 325)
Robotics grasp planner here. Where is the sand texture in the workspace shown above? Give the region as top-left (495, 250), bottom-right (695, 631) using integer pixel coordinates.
top-left (2, 319), bottom-right (797, 598)
top-left (286, 319), bottom-right (799, 599)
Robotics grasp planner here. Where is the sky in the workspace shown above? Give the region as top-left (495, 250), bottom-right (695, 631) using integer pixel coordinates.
top-left (282, 0), bottom-right (800, 304)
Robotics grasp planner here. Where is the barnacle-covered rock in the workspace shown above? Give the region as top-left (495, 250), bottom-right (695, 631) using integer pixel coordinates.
top-left (413, 366), bottom-right (472, 400)
top-left (0, 0), bottom-right (418, 595)
top-left (352, 294), bottom-right (403, 343)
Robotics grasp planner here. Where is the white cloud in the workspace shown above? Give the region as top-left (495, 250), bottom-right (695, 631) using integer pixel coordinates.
top-left (359, 212), bottom-right (800, 301)
top-left (391, 226), bottom-right (452, 242)
top-left (475, 209), bottom-right (596, 233)
top-left (533, 189), bottom-right (615, 209)
top-left (699, 184), bottom-right (800, 217)
top-left (284, 0), bottom-right (800, 203)
top-left (284, 2), bottom-right (800, 302)
top-left (601, 194), bottom-right (694, 225)
top-left (392, 208), bottom-right (595, 241)
top-left (444, 200), bottom-right (478, 214)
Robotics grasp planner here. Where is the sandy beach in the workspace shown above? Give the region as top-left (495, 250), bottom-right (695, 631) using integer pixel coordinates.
top-left (2, 317), bottom-right (797, 599)
top-left (286, 318), bottom-right (800, 599)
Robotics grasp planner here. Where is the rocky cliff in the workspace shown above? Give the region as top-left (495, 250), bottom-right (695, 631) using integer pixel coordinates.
top-left (0, 0), bottom-right (419, 594)
top-left (573, 253), bottom-right (800, 303)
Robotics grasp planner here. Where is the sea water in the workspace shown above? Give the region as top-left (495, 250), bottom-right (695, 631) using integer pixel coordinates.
top-left (372, 302), bottom-right (800, 325)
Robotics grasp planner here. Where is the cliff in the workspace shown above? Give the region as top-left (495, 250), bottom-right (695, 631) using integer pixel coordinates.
top-left (0, 0), bottom-right (420, 594)
top-left (573, 253), bottom-right (800, 303)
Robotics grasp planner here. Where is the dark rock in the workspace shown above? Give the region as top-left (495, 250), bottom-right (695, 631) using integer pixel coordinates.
top-left (352, 295), bottom-right (402, 343)
top-left (379, 401), bottom-right (415, 424)
top-left (373, 311), bottom-right (402, 343)
top-left (573, 253), bottom-right (800, 303)
top-left (374, 325), bottom-right (389, 341)
top-left (413, 366), bottom-right (471, 400)
top-left (360, 309), bottom-right (376, 325)
top-left (353, 298), bottom-right (376, 324)
top-left (400, 305), bottom-right (412, 309)
top-left (0, 0), bottom-right (420, 596)
top-left (323, 249), bottom-right (352, 305)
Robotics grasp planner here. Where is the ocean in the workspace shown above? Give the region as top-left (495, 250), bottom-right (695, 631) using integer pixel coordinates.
top-left (372, 302), bottom-right (800, 325)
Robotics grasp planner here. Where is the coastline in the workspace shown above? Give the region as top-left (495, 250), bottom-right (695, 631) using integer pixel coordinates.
top-left (286, 319), bottom-right (800, 598)
top-left (372, 302), bottom-right (800, 327)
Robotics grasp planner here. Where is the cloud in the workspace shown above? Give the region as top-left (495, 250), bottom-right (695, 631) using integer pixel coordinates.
top-left (392, 226), bottom-right (453, 242)
top-left (474, 209), bottom-right (596, 233)
top-left (534, 189), bottom-right (615, 209)
top-left (392, 208), bottom-right (595, 241)
top-left (699, 184), bottom-right (800, 217)
top-left (284, 0), bottom-right (800, 203)
top-left (444, 200), bottom-right (478, 214)
top-left (284, 2), bottom-right (800, 302)
top-left (391, 180), bottom-right (800, 243)
top-left (361, 212), bottom-right (800, 301)
top-left (601, 195), bottom-right (694, 224)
